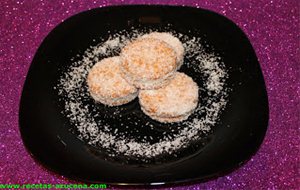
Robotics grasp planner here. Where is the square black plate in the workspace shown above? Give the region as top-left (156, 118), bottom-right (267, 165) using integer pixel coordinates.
top-left (19, 5), bottom-right (269, 185)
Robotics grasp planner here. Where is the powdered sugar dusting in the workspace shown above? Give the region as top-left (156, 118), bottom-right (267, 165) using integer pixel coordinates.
top-left (56, 28), bottom-right (229, 161)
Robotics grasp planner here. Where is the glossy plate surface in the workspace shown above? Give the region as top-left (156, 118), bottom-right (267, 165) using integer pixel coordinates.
top-left (19, 5), bottom-right (269, 185)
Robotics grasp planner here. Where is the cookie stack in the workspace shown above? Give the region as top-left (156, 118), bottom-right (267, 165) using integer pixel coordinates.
top-left (87, 32), bottom-right (199, 123)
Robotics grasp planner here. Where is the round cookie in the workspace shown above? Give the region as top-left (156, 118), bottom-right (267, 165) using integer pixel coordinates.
top-left (87, 56), bottom-right (138, 106)
top-left (141, 32), bottom-right (185, 68)
top-left (121, 38), bottom-right (177, 89)
top-left (139, 72), bottom-right (199, 123)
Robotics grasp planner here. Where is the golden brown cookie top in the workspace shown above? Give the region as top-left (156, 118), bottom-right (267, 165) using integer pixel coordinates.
top-left (87, 56), bottom-right (137, 99)
top-left (121, 38), bottom-right (177, 81)
top-left (139, 72), bottom-right (199, 118)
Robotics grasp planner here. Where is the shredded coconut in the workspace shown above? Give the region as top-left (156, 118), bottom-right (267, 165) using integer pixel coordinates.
top-left (56, 28), bottom-right (229, 162)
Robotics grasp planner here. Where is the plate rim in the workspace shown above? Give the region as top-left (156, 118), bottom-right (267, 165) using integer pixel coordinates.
top-left (19, 4), bottom-right (269, 185)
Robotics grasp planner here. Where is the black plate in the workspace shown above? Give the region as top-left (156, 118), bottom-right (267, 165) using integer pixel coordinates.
top-left (19, 5), bottom-right (269, 185)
